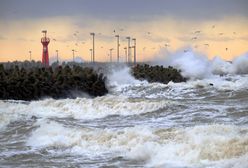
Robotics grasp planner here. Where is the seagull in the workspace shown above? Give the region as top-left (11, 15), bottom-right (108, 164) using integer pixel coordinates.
top-left (219, 33), bottom-right (224, 36)
top-left (204, 44), bottom-right (209, 46)
top-left (226, 48), bottom-right (228, 51)
top-left (147, 32), bottom-right (151, 35)
top-left (194, 45), bottom-right (198, 48)
top-left (73, 33), bottom-right (77, 36)
top-left (165, 44), bottom-right (170, 47)
top-left (212, 25), bottom-right (215, 29)
top-left (53, 39), bottom-right (56, 41)
top-left (195, 31), bottom-right (201, 34)
top-left (113, 30), bottom-right (116, 33)
top-left (191, 37), bottom-right (197, 40)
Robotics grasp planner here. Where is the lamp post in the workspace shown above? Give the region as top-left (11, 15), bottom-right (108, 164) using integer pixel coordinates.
top-left (90, 33), bottom-right (95, 63)
top-left (126, 37), bottom-right (130, 63)
top-left (109, 48), bottom-right (114, 63)
top-left (124, 47), bottom-right (127, 63)
top-left (115, 35), bottom-right (120, 63)
top-left (72, 49), bottom-right (75, 62)
top-left (132, 38), bottom-right (136, 64)
top-left (29, 51), bottom-right (32, 61)
top-left (56, 50), bottom-right (59, 64)
top-left (89, 49), bottom-right (93, 62)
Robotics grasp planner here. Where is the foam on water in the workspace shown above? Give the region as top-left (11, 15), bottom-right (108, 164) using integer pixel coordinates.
top-left (26, 121), bottom-right (248, 168)
top-left (0, 95), bottom-right (172, 130)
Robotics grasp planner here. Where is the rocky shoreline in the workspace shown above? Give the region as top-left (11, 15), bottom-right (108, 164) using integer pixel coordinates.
top-left (132, 64), bottom-right (187, 84)
top-left (0, 62), bottom-right (187, 100)
top-left (0, 64), bottom-right (108, 100)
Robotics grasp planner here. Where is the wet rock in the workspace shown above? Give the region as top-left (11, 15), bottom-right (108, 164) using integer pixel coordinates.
top-left (132, 64), bottom-right (187, 84)
top-left (0, 64), bottom-right (108, 100)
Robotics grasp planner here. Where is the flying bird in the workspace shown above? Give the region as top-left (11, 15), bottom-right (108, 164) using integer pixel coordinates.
top-left (53, 39), bottom-right (56, 41)
top-left (226, 48), bottom-right (228, 51)
top-left (191, 37), bottom-right (197, 40)
top-left (194, 31), bottom-right (201, 34)
top-left (219, 33), bottom-right (224, 36)
top-left (147, 32), bottom-right (151, 35)
top-left (204, 44), bottom-right (209, 46)
top-left (212, 25), bottom-right (215, 29)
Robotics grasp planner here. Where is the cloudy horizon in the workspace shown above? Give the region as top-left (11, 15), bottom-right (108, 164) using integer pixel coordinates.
top-left (0, 0), bottom-right (248, 62)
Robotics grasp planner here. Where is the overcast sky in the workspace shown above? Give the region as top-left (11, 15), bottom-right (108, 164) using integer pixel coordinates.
top-left (1, 0), bottom-right (248, 21)
top-left (0, 0), bottom-right (248, 62)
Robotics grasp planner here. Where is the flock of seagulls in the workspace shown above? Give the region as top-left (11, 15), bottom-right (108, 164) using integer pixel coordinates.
top-left (49, 24), bottom-right (235, 58)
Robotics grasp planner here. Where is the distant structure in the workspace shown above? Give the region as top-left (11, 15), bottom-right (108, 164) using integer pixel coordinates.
top-left (89, 49), bottom-right (93, 62)
top-left (29, 51), bottom-right (32, 61)
top-left (56, 50), bottom-right (59, 64)
top-left (132, 38), bottom-right (136, 64)
top-left (41, 30), bottom-right (50, 67)
top-left (126, 37), bottom-right (131, 63)
top-left (115, 35), bottom-right (120, 62)
top-left (90, 33), bottom-right (95, 63)
top-left (109, 48), bottom-right (114, 62)
top-left (124, 47), bottom-right (127, 63)
top-left (72, 49), bottom-right (75, 62)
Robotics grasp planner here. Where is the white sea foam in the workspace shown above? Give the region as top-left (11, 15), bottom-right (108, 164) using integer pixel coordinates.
top-left (0, 95), bottom-right (172, 129)
top-left (26, 121), bottom-right (248, 168)
top-left (154, 49), bottom-right (248, 79)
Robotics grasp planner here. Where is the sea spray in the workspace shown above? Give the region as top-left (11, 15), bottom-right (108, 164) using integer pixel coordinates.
top-left (152, 49), bottom-right (248, 79)
top-left (154, 49), bottom-right (212, 79)
top-left (107, 66), bottom-right (142, 86)
top-left (232, 53), bottom-right (248, 74)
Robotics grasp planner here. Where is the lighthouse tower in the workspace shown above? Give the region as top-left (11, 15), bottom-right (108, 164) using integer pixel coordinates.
top-left (41, 30), bottom-right (50, 67)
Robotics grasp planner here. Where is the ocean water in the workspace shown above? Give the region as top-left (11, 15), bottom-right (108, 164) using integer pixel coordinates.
top-left (0, 52), bottom-right (248, 168)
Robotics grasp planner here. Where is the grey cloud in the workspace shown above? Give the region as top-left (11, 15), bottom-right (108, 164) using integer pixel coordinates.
top-left (1, 0), bottom-right (247, 21)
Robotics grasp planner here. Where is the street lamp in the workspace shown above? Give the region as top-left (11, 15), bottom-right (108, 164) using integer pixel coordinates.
top-left (89, 49), bottom-right (93, 62)
top-left (126, 37), bottom-right (131, 63)
top-left (90, 33), bottom-right (95, 63)
top-left (109, 48), bottom-right (114, 63)
top-left (115, 35), bottom-right (120, 63)
top-left (29, 51), bottom-right (32, 61)
top-left (124, 47), bottom-right (127, 63)
top-left (132, 38), bottom-right (136, 64)
top-left (56, 50), bottom-right (59, 64)
top-left (72, 49), bottom-right (75, 62)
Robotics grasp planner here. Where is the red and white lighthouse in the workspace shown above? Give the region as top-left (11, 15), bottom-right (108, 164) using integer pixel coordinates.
top-left (41, 30), bottom-right (50, 67)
